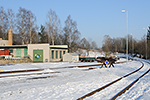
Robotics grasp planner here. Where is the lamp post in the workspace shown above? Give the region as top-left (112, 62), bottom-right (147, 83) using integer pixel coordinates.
top-left (143, 28), bottom-right (147, 59)
top-left (122, 10), bottom-right (128, 62)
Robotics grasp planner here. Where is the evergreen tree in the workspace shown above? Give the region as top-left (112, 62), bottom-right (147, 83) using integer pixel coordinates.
top-left (38, 25), bottom-right (48, 43)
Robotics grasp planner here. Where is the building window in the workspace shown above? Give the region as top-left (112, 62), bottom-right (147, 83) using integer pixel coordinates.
top-left (63, 51), bottom-right (65, 54)
top-left (60, 51), bottom-right (62, 58)
top-left (56, 51), bottom-right (58, 59)
top-left (52, 50), bottom-right (54, 59)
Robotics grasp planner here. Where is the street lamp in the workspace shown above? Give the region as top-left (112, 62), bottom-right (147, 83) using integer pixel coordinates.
top-left (122, 10), bottom-right (128, 62)
top-left (143, 28), bottom-right (147, 59)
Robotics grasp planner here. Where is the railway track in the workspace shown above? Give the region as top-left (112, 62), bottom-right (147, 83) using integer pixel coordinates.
top-left (0, 61), bottom-right (126, 78)
top-left (110, 60), bottom-right (150, 100)
top-left (0, 63), bottom-right (103, 78)
top-left (77, 60), bottom-right (150, 100)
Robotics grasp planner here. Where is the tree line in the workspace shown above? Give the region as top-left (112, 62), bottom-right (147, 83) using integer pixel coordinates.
top-left (102, 31), bottom-right (150, 59)
top-left (1, 6), bottom-right (149, 58)
top-left (0, 6), bottom-right (99, 53)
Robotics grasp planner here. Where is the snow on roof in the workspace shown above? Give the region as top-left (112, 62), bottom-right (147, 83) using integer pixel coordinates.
top-left (65, 53), bottom-right (78, 56)
top-left (50, 45), bottom-right (68, 48)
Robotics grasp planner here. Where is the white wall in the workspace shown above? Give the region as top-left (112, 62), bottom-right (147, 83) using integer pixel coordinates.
top-left (63, 53), bottom-right (79, 62)
top-left (28, 44), bottom-right (49, 62)
top-left (63, 53), bottom-right (72, 62)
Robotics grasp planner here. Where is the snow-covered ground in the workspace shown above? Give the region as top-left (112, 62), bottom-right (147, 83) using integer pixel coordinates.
top-left (0, 58), bottom-right (150, 100)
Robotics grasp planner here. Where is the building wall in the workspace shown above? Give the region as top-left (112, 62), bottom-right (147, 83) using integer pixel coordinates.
top-left (0, 28), bottom-right (13, 46)
top-left (72, 56), bottom-right (79, 62)
top-left (28, 44), bottom-right (49, 62)
top-left (63, 53), bottom-right (72, 62)
top-left (13, 49), bottom-right (16, 57)
top-left (50, 49), bottom-right (68, 62)
top-left (49, 45), bottom-right (68, 62)
top-left (21, 49), bottom-right (24, 57)
top-left (0, 40), bottom-right (8, 46)
top-left (63, 53), bottom-right (79, 62)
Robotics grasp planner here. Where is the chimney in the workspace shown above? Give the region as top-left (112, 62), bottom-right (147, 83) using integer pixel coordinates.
top-left (8, 28), bottom-right (13, 45)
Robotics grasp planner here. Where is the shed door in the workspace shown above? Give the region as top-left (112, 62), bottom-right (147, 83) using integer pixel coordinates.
top-left (33, 50), bottom-right (43, 62)
top-left (24, 49), bottom-right (28, 56)
top-left (16, 49), bottom-right (21, 57)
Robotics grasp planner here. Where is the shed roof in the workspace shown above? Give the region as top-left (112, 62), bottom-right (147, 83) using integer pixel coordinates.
top-left (50, 45), bottom-right (68, 49)
top-left (65, 53), bottom-right (78, 56)
top-left (0, 45), bottom-right (27, 49)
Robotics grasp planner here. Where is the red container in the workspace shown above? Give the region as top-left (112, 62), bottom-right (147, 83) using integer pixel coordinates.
top-left (0, 49), bottom-right (9, 55)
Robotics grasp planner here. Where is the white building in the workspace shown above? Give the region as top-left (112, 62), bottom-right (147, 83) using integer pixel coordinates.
top-left (63, 53), bottom-right (79, 62)
top-left (28, 44), bottom-right (68, 62)
top-left (0, 38), bottom-right (8, 46)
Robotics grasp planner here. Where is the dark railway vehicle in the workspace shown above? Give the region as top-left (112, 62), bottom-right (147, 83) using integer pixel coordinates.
top-left (79, 57), bottom-right (96, 62)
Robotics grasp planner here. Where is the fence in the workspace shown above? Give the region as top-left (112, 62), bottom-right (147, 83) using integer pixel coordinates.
top-left (0, 58), bottom-right (32, 65)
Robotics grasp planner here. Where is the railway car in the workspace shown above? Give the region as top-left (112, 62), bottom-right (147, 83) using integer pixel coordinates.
top-left (0, 49), bottom-right (9, 55)
top-left (79, 57), bottom-right (96, 62)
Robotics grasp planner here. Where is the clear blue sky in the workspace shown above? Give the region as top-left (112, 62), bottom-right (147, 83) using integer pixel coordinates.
top-left (1, 0), bottom-right (150, 47)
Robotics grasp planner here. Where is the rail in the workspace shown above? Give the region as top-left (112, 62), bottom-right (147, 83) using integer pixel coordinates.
top-left (77, 61), bottom-right (144, 100)
top-left (110, 60), bottom-right (150, 100)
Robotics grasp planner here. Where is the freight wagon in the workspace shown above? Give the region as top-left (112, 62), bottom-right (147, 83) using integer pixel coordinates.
top-left (79, 57), bottom-right (96, 62)
top-left (0, 49), bottom-right (9, 55)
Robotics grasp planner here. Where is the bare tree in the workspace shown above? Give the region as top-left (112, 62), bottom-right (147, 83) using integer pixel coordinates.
top-left (0, 25), bottom-right (2, 38)
top-left (46, 9), bottom-right (61, 45)
top-left (27, 10), bottom-right (36, 44)
top-left (7, 9), bottom-right (15, 29)
top-left (16, 7), bottom-right (37, 44)
top-left (80, 38), bottom-right (90, 56)
top-left (91, 40), bottom-right (98, 50)
top-left (63, 15), bottom-right (80, 52)
top-left (0, 7), bottom-right (8, 40)
top-left (16, 7), bottom-right (28, 44)
top-left (102, 35), bottom-right (111, 52)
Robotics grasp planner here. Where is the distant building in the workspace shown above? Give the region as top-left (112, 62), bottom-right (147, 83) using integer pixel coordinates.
top-left (0, 38), bottom-right (8, 46)
top-left (0, 29), bottom-right (13, 46)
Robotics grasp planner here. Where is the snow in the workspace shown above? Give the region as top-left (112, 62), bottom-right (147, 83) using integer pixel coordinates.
top-left (0, 58), bottom-right (150, 100)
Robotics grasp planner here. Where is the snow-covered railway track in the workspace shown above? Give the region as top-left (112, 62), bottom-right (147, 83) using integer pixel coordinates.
top-left (77, 60), bottom-right (149, 100)
top-left (0, 61), bottom-right (126, 79)
top-left (110, 60), bottom-right (150, 100)
top-left (0, 63), bottom-right (103, 78)
top-left (0, 71), bottom-right (59, 78)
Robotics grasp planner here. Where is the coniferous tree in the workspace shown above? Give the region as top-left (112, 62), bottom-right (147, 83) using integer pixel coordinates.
top-left (38, 25), bottom-right (48, 43)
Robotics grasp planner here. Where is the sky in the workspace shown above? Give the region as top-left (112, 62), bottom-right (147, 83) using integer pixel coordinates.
top-left (0, 0), bottom-right (150, 47)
